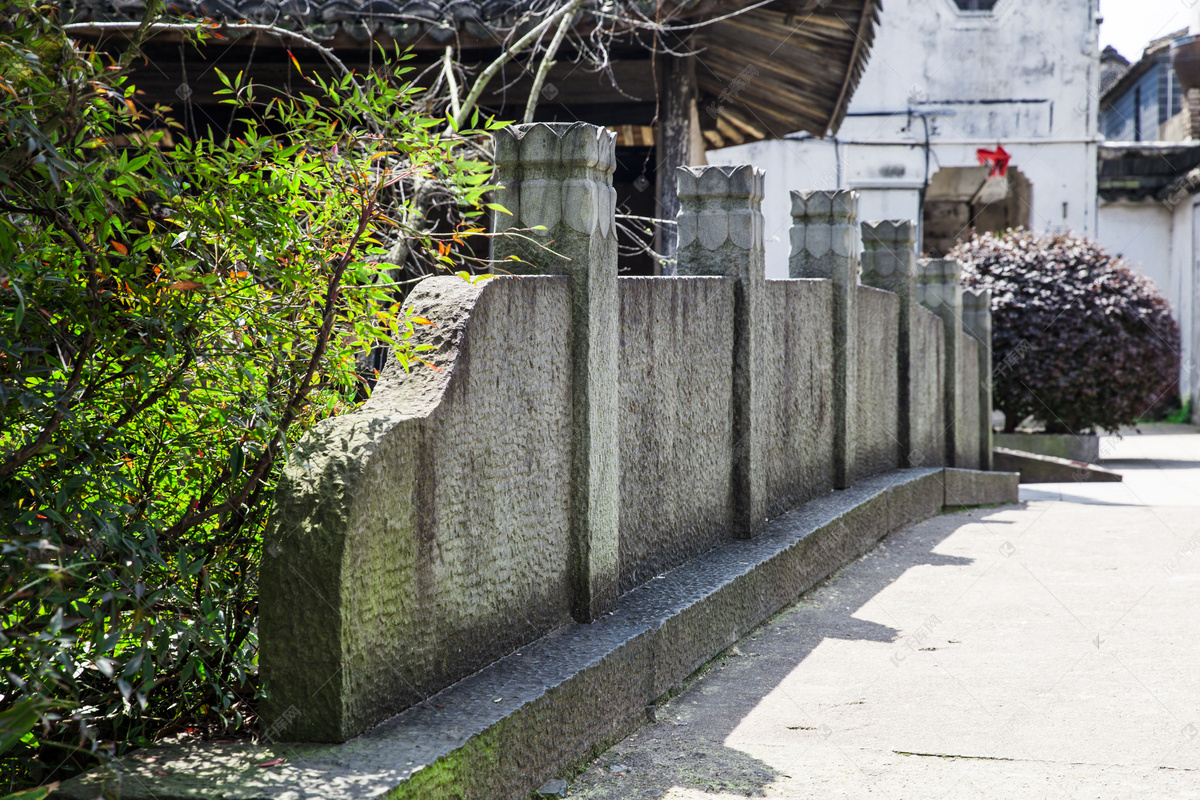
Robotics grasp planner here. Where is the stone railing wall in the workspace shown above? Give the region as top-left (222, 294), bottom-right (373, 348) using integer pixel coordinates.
top-left (258, 122), bottom-right (996, 743)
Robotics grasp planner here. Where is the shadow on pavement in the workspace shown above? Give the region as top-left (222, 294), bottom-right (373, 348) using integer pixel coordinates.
top-left (567, 510), bottom-right (983, 799)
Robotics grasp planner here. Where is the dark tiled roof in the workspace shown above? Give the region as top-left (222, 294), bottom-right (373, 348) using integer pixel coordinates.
top-left (62, 0), bottom-right (880, 138)
top-left (63, 0), bottom-right (575, 41)
top-left (1098, 143), bottom-right (1200, 202)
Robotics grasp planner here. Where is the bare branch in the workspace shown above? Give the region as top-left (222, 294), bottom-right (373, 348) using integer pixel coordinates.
top-left (523, 4), bottom-right (577, 123)
top-left (452, 0), bottom-right (585, 129)
top-left (442, 45), bottom-right (462, 121)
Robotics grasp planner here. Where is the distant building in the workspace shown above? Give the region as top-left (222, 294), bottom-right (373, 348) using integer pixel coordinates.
top-left (1097, 25), bottom-right (1200, 411)
top-left (1099, 45), bottom-right (1130, 96)
top-left (1100, 31), bottom-right (1186, 142)
top-left (707, 0), bottom-right (1100, 272)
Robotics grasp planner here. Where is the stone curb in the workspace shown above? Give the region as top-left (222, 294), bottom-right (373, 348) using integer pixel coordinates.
top-left (993, 447), bottom-right (1123, 484)
top-left (941, 467), bottom-right (1021, 506)
top-left (54, 468), bottom-right (1016, 800)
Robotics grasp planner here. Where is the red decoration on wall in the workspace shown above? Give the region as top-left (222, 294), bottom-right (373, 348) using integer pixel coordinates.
top-left (976, 145), bottom-right (1012, 178)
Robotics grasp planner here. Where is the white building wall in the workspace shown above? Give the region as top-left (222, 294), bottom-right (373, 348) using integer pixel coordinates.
top-left (1096, 199), bottom-right (1195, 398)
top-left (1171, 200), bottom-right (1194, 399)
top-left (1097, 202), bottom-right (1174, 294)
top-left (708, 0), bottom-right (1101, 273)
top-left (1194, 202), bottom-right (1200, 419)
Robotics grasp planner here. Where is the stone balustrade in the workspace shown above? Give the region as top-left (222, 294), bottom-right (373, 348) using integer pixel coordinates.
top-left (257, 122), bottom-right (998, 745)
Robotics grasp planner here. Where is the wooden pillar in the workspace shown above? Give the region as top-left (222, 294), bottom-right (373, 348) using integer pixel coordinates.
top-left (655, 47), bottom-right (697, 275)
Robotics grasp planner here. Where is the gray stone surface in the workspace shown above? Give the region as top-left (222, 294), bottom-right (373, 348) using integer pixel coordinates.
top-left (962, 288), bottom-right (994, 470)
top-left (956, 335), bottom-right (982, 470)
top-left (677, 165), bottom-right (768, 537)
top-left (258, 276), bottom-right (575, 743)
top-left (861, 220), bottom-right (917, 463)
top-left (918, 258), bottom-right (963, 467)
top-left (760, 280), bottom-right (836, 519)
top-left (886, 469), bottom-right (944, 532)
top-left (910, 305), bottom-right (946, 468)
top-left (995, 447), bottom-right (1123, 484)
top-left (855, 285), bottom-right (901, 478)
top-left (570, 457), bottom-right (1200, 800)
top-left (236, 128), bottom-right (993, 758)
top-left (940, 467), bottom-right (1019, 507)
top-left (617, 276), bottom-right (736, 593)
top-left (995, 432), bottom-right (1101, 463)
top-left (493, 122), bottom-right (621, 621)
top-left (56, 467), bottom-right (996, 800)
top-left (790, 190), bottom-right (861, 489)
top-left (536, 778), bottom-right (569, 796)
top-left (788, 190), bottom-right (859, 282)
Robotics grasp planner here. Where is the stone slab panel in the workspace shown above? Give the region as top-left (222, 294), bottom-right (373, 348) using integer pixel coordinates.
top-left (617, 277), bottom-right (736, 593)
top-left (956, 336), bottom-right (982, 470)
top-left (258, 276), bottom-right (576, 742)
top-left (940, 468), bottom-right (1021, 507)
top-left (910, 306), bottom-right (945, 468)
top-left (885, 468), bottom-right (946, 532)
top-left (760, 280), bottom-right (836, 519)
top-left (856, 285), bottom-right (901, 479)
top-left (994, 432), bottom-right (1101, 463)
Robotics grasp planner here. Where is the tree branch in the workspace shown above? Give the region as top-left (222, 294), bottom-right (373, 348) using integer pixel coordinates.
top-left (162, 195), bottom-right (375, 538)
top-left (453, 0), bottom-right (585, 129)
top-left (442, 45), bottom-right (462, 121)
top-left (0, 331), bottom-right (96, 480)
top-left (523, 2), bottom-right (578, 124)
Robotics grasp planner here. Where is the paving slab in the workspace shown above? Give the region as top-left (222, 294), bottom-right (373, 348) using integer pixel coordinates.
top-left (1020, 425), bottom-right (1200, 507)
top-left (569, 431), bottom-right (1200, 799)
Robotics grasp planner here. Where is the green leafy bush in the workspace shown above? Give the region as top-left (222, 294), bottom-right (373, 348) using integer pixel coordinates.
top-left (951, 229), bottom-right (1180, 435)
top-left (0, 3), bottom-right (501, 787)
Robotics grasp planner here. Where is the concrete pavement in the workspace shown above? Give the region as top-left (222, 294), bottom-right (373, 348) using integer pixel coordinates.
top-left (567, 425), bottom-right (1200, 799)
top-left (1021, 423), bottom-right (1200, 508)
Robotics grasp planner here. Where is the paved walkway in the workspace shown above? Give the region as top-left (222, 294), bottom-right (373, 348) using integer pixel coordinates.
top-left (570, 425), bottom-right (1200, 799)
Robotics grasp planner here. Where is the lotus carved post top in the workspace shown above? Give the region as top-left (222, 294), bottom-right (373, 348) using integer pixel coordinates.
top-left (676, 164), bottom-right (766, 255)
top-left (493, 122), bottom-right (617, 246)
top-left (861, 220), bottom-right (916, 282)
top-left (788, 189), bottom-right (859, 279)
top-left (918, 256), bottom-right (962, 287)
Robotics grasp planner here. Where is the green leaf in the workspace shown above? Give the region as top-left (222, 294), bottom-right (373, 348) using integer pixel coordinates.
top-left (0, 786), bottom-right (54, 800)
top-left (0, 697), bottom-right (56, 757)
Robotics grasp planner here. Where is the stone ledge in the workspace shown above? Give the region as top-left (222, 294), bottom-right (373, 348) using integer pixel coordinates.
top-left (993, 447), bottom-right (1122, 484)
top-left (941, 467), bottom-right (1020, 507)
top-left (54, 467), bottom-right (1011, 800)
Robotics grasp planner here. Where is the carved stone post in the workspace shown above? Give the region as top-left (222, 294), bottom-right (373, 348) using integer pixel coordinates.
top-left (917, 258), bottom-right (964, 468)
top-left (676, 165), bottom-right (767, 538)
top-left (963, 289), bottom-right (994, 471)
top-left (861, 220), bottom-right (918, 466)
top-left (790, 190), bottom-right (860, 489)
top-left (493, 122), bottom-right (620, 621)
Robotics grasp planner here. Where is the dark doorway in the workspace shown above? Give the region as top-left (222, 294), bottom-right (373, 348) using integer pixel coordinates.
top-left (922, 166), bottom-right (1032, 256)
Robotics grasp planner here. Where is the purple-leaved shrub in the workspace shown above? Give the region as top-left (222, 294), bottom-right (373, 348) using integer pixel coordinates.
top-left (950, 229), bottom-right (1179, 434)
